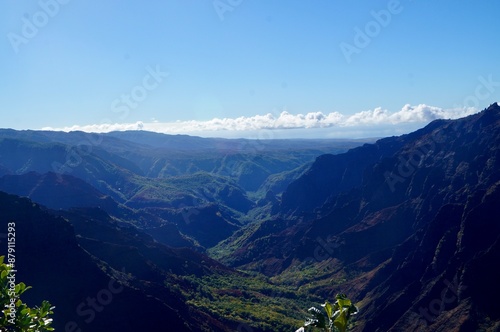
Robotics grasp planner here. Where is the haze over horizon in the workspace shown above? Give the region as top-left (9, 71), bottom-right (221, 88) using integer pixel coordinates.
top-left (1, 1), bottom-right (499, 138)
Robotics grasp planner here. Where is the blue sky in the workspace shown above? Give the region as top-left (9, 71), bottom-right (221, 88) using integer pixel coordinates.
top-left (1, 0), bottom-right (499, 138)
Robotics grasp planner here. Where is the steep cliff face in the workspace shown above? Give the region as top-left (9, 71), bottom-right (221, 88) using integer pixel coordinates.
top-left (279, 119), bottom-right (448, 216)
top-left (354, 183), bottom-right (500, 331)
top-left (225, 103), bottom-right (500, 330)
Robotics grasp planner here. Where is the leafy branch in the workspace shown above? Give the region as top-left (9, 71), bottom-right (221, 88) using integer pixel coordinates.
top-left (296, 293), bottom-right (358, 332)
top-left (0, 256), bottom-right (55, 332)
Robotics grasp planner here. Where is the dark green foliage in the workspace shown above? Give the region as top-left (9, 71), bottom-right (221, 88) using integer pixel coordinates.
top-left (0, 256), bottom-right (55, 332)
top-left (300, 294), bottom-right (358, 332)
top-left (168, 272), bottom-right (318, 331)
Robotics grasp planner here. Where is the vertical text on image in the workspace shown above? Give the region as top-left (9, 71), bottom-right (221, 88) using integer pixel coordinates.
top-left (5, 222), bottom-right (17, 325)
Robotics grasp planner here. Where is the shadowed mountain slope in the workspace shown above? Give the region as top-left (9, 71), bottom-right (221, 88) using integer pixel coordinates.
top-left (216, 103), bottom-right (500, 331)
top-left (0, 192), bottom-right (204, 331)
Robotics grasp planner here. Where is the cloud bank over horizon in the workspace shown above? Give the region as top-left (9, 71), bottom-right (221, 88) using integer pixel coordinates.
top-left (42, 104), bottom-right (481, 138)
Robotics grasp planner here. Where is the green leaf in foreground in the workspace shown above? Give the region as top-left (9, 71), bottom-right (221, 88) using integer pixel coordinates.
top-left (298, 293), bottom-right (358, 332)
top-left (0, 256), bottom-right (55, 332)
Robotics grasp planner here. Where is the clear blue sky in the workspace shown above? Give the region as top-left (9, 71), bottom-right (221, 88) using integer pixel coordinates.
top-left (1, 0), bottom-right (499, 138)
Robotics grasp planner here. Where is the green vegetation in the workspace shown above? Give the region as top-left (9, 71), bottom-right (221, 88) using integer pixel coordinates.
top-left (167, 268), bottom-right (359, 332)
top-left (127, 171), bottom-right (250, 210)
top-left (297, 294), bottom-right (358, 332)
top-left (165, 271), bottom-right (323, 331)
top-left (0, 256), bottom-right (54, 332)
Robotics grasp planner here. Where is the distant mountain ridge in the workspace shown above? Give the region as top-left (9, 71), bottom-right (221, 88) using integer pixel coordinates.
top-left (0, 129), bottom-right (366, 251)
top-left (0, 128), bottom-right (372, 151)
top-left (0, 128), bottom-right (366, 195)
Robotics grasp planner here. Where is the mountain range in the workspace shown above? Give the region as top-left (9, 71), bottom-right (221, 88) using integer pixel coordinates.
top-left (1, 103), bottom-right (499, 331)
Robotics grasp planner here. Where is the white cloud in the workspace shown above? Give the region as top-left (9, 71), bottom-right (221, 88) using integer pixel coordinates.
top-left (41, 104), bottom-right (480, 138)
